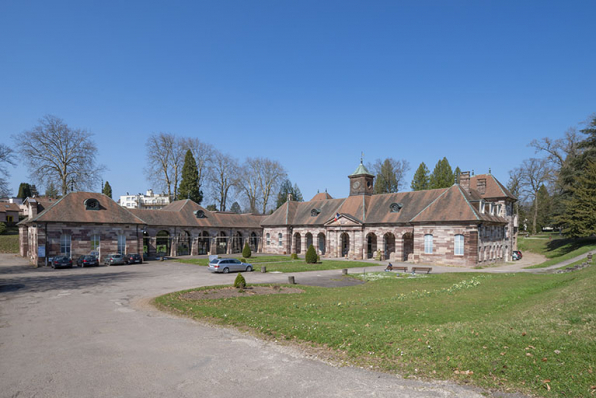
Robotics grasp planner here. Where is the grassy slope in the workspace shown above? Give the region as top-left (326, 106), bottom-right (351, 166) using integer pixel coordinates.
top-left (0, 235), bottom-right (19, 253)
top-left (519, 236), bottom-right (596, 269)
top-left (156, 268), bottom-right (596, 397)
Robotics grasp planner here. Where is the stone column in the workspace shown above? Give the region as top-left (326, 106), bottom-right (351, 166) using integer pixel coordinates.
top-left (301, 235), bottom-right (308, 254)
top-left (395, 233), bottom-right (404, 262)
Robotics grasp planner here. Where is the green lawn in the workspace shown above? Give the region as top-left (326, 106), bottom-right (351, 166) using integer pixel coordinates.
top-left (155, 268), bottom-right (596, 397)
top-left (176, 256), bottom-right (380, 272)
top-left (0, 235), bottom-right (19, 253)
top-left (519, 236), bottom-right (596, 269)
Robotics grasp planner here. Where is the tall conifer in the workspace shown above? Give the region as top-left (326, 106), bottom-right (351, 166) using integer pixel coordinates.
top-left (178, 149), bottom-right (202, 203)
top-left (411, 162), bottom-right (430, 191)
top-left (429, 158), bottom-right (454, 189)
top-left (102, 181), bottom-right (112, 198)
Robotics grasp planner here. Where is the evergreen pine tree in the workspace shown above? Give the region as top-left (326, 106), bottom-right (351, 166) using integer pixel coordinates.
top-left (45, 182), bottom-right (59, 198)
top-left (230, 202), bottom-right (241, 213)
top-left (557, 160), bottom-right (596, 237)
top-left (276, 179), bottom-right (304, 208)
top-left (429, 157), bottom-right (454, 189)
top-left (17, 183), bottom-right (32, 199)
top-left (411, 162), bottom-right (430, 191)
top-left (206, 204), bottom-right (217, 211)
top-left (374, 159), bottom-right (398, 194)
top-left (102, 181), bottom-right (113, 199)
top-left (178, 149), bottom-right (202, 203)
top-left (454, 166), bottom-right (461, 184)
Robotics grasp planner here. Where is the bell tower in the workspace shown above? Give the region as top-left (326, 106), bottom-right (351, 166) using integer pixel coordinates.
top-left (348, 161), bottom-right (374, 196)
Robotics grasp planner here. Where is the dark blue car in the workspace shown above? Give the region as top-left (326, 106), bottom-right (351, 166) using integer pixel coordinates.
top-left (52, 256), bottom-right (73, 269)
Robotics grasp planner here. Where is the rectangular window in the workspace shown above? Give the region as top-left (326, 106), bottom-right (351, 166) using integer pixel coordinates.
top-left (117, 234), bottom-right (126, 254)
top-left (278, 233), bottom-right (283, 247)
top-left (266, 233), bottom-right (270, 246)
top-left (424, 234), bottom-right (433, 254)
top-left (91, 234), bottom-right (100, 252)
top-left (60, 234), bottom-right (71, 257)
top-left (454, 234), bottom-right (464, 256)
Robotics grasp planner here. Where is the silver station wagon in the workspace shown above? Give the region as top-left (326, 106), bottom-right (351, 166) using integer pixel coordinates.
top-left (208, 258), bottom-right (253, 273)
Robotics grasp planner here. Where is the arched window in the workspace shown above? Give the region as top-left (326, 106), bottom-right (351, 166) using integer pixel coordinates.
top-left (266, 233), bottom-right (271, 246)
top-left (454, 234), bottom-right (464, 256)
top-left (118, 234), bottom-right (126, 254)
top-left (91, 234), bottom-right (100, 252)
top-left (424, 234), bottom-right (433, 254)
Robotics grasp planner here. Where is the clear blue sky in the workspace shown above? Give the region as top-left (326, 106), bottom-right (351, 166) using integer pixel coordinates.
top-left (1, 1), bottom-right (595, 204)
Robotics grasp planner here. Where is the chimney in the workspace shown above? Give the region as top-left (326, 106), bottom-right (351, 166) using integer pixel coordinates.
top-left (477, 178), bottom-right (487, 195)
top-left (460, 171), bottom-right (471, 192)
top-left (28, 201), bottom-right (38, 219)
top-left (287, 193), bottom-right (293, 202)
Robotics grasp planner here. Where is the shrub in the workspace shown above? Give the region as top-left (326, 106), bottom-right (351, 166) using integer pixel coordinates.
top-left (242, 242), bottom-right (252, 258)
top-left (0, 222), bottom-right (5, 235)
top-left (234, 273), bottom-right (246, 289)
top-left (305, 244), bottom-right (317, 263)
top-left (290, 253), bottom-right (298, 260)
top-left (240, 257), bottom-right (246, 263)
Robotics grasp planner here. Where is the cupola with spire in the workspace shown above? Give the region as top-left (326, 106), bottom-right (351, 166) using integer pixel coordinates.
top-left (348, 160), bottom-right (374, 196)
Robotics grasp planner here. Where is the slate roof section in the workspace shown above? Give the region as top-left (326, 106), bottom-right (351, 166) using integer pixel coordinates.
top-left (349, 162), bottom-right (374, 177)
top-left (261, 182), bottom-right (510, 227)
top-left (470, 174), bottom-right (516, 200)
top-left (0, 203), bottom-right (20, 213)
top-left (23, 192), bottom-right (146, 225)
top-left (130, 199), bottom-right (265, 228)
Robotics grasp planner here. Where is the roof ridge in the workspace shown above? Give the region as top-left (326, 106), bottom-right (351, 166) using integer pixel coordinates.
top-left (455, 185), bottom-right (481, 221)
top-left (409, 188), bottom-right (449, 222)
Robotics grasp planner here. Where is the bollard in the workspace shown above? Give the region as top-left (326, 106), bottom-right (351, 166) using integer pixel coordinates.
top-left (342, 268), bottom-right (348, 275)
top-left (261, 266), bottom-right (266, 273)
top-left (588, 253), bottom-right (593, 263)
top-left (288, 276), bottom-right (295, 284)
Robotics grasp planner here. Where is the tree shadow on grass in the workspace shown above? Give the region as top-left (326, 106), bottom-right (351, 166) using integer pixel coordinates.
top-left (545, 237), bottom-right (596, 256)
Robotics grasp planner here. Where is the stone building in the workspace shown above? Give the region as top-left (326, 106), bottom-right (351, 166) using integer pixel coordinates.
top-left (19, 192), bottom-right (264, 267)
top-left (261, 164), bottom-right (517, 267)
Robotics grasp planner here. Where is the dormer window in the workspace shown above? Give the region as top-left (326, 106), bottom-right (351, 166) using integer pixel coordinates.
top-left (84, 198), bottom-right (100, 210)
top-left (310, 209), bottom-right (321, 217)
top-left (194, 210), bottom-right (206, 218)
top-left (389, 203), bottom-right (403, 213)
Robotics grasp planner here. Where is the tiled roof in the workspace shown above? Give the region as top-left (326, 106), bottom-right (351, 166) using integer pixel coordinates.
top-left (23, 192), bottom-right (146, 225)
top-left (310, 192), bottom-right (333, 201)
top-left (470, 174), bottom-right (516, 200)
top-left (131, 199), bottom-right (265, 228)
top-left (0, 203), bottom-right (20, 213)
top-left (262, 182), bottom-right (510, 227)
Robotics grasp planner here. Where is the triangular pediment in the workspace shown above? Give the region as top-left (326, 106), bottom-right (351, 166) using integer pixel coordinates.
top-left (324, 214), bottom-right (362, 227)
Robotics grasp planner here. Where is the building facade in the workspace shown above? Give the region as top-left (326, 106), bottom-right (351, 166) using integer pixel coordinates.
top-left (119, 189), bottom-right (171, 210)
top-left (261, 165), bottom-right (517, 267)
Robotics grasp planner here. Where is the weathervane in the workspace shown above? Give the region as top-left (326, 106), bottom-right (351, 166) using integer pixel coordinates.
top-left (361, 151), bottom-right (364, 164)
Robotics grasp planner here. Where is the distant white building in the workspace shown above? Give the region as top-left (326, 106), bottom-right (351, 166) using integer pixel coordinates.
top-left (119, 189), bottom-right (170, 210)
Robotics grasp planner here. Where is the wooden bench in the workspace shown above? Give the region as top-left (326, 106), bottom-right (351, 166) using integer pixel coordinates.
top-left (393, 266), bottom-right (408, 272)
top-left (411, 266), bottom-right (432, 274)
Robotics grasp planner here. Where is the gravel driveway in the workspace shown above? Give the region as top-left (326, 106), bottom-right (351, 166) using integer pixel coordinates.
top-left (0, 254), bottom-right (525, 398)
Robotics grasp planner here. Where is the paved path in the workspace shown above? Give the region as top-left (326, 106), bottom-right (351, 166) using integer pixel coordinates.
top-left (5, 250), bottom-right (594, 398)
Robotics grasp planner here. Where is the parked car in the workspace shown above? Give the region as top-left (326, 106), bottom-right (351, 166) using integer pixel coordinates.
top-left (207, 258), bottom-right (253, 273)
top-left (77, 255), bottom-right (99, 267)
top-left (512, 250), bottom-right (523, 260)
top-left (125, 253), bottom-right (143, 264)
top-left (52, 256), bottom-right (73, 269)
top-left (104, 253), bottom-right (128, 266)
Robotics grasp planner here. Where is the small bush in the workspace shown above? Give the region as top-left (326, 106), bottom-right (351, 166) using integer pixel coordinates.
top-left (234, 273), bottom-right (246, 289)
top-left (240, 257), bottom-right (246, 263)
top-left (242, 242), bottom-right (252, 258)
top-left (0, 222), bottom-right (5, 235)
top-left (305, 244), bottom-right (317, 263)
top-left (290, 253), bottom-right (298, 260)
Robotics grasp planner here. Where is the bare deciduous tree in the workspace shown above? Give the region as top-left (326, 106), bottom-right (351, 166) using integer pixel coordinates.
top-left (529, 128), bottom-right (582, 169)
top-left (145, 132), bottom-right (186, 200)
top-left (0, 144), bottom-right (15, 197)
top-left (13, 115), bottom-right (104, 196)
top-left (237, 157), bottom-right (287, 214)
top-left (513, 158), bottom-right (554, 234)
top-left (208, 150), bottom-right (239, 211)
